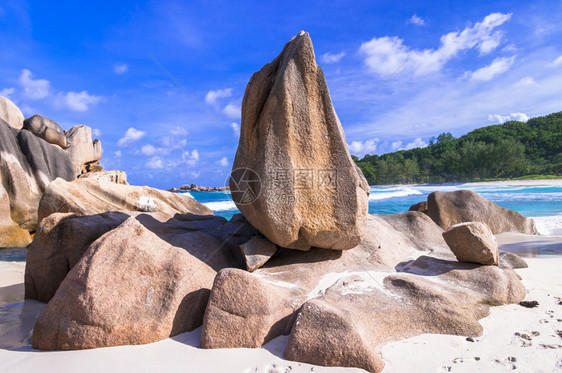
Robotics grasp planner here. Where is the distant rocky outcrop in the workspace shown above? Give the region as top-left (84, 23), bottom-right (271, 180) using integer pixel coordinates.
top-left (38, 178), bottom-right (212, 222)
top-left (443, 221), bottom-right (499, 265)
top-left (64, 125), bottom-right (102, 176)
top-left (410, 190), bottom-right (538, 235)
top-left (230, 31), bottom-right (369, 251)
top-left (170, 184), bottom-right (229, 192)
top-left (0, 96), bottom-right (24, 129)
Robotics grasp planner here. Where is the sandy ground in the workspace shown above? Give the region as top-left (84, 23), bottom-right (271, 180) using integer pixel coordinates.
top-left (0, 244), bottom-right (561, 372)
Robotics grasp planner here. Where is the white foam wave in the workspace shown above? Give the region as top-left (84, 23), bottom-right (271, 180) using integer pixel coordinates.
top-left (531, 215), bottom-right (562, 236)
top-left (176, 191), bottom-right (194, 198)
top-left (204, 200), bottom-right (238, 212)
top-left (369, 187), bottom-right (422, 201)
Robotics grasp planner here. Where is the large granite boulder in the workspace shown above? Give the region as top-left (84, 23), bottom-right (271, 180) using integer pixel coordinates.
top-left (443, 221), bottom-right (499, 265)
top-left (0, 118), bottom-right (75, 231)
top-left (0, 96), bottom-right (24, 129)
top-left (200, 212), bottom-right (525, 372)
top-left (417, 190), bottom-right (538, 234)
top-left (230, 31), bottom-right (369, 251)
top-left (285, 257), bottom-right (524, 372)
top-left (31, 215), bottom-right (240, 350)
top-left (38, 178), bottom-right (212, 222)
top-left (23, 114), bottom-right (68, 149)
top-left (64, 125), bottom-right (102, 176)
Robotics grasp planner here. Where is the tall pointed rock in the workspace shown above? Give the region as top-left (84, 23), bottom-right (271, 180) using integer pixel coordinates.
top-left (230, 31), bottom-right (369, 251)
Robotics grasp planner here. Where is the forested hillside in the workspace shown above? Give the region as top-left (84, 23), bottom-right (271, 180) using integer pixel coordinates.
top-left (353, 111), bottom-right (562, 185)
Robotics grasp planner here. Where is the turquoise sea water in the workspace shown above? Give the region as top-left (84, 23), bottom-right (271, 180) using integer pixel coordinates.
top-left (183, 183), bottom-right (562, 220)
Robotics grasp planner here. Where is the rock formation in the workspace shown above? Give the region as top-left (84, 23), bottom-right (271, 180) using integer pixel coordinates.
top-left (230, 31), bottom-right (369, 251)
top-left (411, 190), bottom-right (538, 235)
top-left (0, 118), bottom-right (75, 234)
top-left (0, 96), bottom-right (24, 129)
top-left (64, 125), bottom-right (103, 176)
top-left (22, 33), bottom-right (532, 373)
top-left (23, 114), bottom-right (68, 149)
top-left (443, 221), bottom-right (499, 265)
top-left (31, 215), bottom-right (240, 350)
top-left (38, 178), bottom-right (212, 222)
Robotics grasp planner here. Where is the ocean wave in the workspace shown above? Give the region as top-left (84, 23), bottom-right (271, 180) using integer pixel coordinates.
top-left (175, 191), bottom-right (194, 198)
top-left (204, 200), bottom-right (238, 212)
top-left (531, 215), bottom-right (562, 236)
top-left (369, 187), bottom-right (423, 201)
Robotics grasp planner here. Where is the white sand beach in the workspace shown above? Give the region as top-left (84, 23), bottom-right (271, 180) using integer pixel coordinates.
top-left (1, 236), bottom-right (561, 372)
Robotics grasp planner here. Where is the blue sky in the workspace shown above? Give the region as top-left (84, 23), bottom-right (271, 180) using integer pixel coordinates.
top-left (1, 1), bottom-right (561, 188)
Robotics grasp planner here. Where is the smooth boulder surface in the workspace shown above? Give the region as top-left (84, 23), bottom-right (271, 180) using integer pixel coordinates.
top-left (0, 96), bottom-right (24, 129)
top-left (38, 178), bottom-right (212, 222)
top-left (23, 114), bottom-right (68, 149)
top-left (443, 222), bottom-right (499, 265)
top-left (64, 125), bottom-right (102, 176)
top-left (0, 119), bottom-right (75, 231)
top-left (425, 190), bottom-right (538, 234)
top-left (230, 31), bottom-right (369, 251)
top-left (32, 215), bottom-right (241, 350)
top-left (0, 181), bottom-right (32, 247)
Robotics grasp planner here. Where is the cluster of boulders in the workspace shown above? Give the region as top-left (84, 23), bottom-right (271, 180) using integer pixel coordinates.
top-left (0, 96), bottom-right (116, 247)
top-left (170, 184), bottom-right (229, 192)
top-left (16, 32), bottom-right (538, 372)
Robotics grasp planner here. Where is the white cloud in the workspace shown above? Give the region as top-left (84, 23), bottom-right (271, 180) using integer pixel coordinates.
top-left (56, 91), bottom-right (103, 111)
top-left (470, 56), bottom-right (515, 81)
top-left (182, 149), bottom-right (199, 166)
top-left (114, 150), bottom-right (122, 158)
top-left (390, 141), bottom-right (403, 151)
top-left (488, 113), bottom-right (529, 124)
top-left (552, 56), bottom-right (562, 66)
top-left (92, 128), bottom-right (102, 137)
top-left (223, 103), bottom-right (241, 119)
top-left (404, 137), bottom-right (428, 150)
top-left (170, 126), bottom-right (188, 136)
top-left (205, 88), bottom-right (232, 105)
top-left (360, 12), bottom-right (511, 76)
top-left (118, 127), bottom-right (146, 147)
top-left (216, 157), bottom-right (229, 167)
top-left (113, 63), bottom-right (128, 74)
top-left (348, 138), bottom-right (379, 157)
top-left (231, 122), bottom-right (240, 136)
top-left (0, 87), bottom-right (14, 99)
top-left (146, 156), bottom-right (164, 169)
top-left (409, 14), bottom-right (425, 26)
top-left (19, 69), bottom-right (51, 100)
top-left (514, 77), bottom-right (536, 86)
top-left (321, 52), bottom-right (345, 64)
top-left (141, 144), bottom-right (157, 156)
top-left (158, 136), bottom-right (187, 150)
